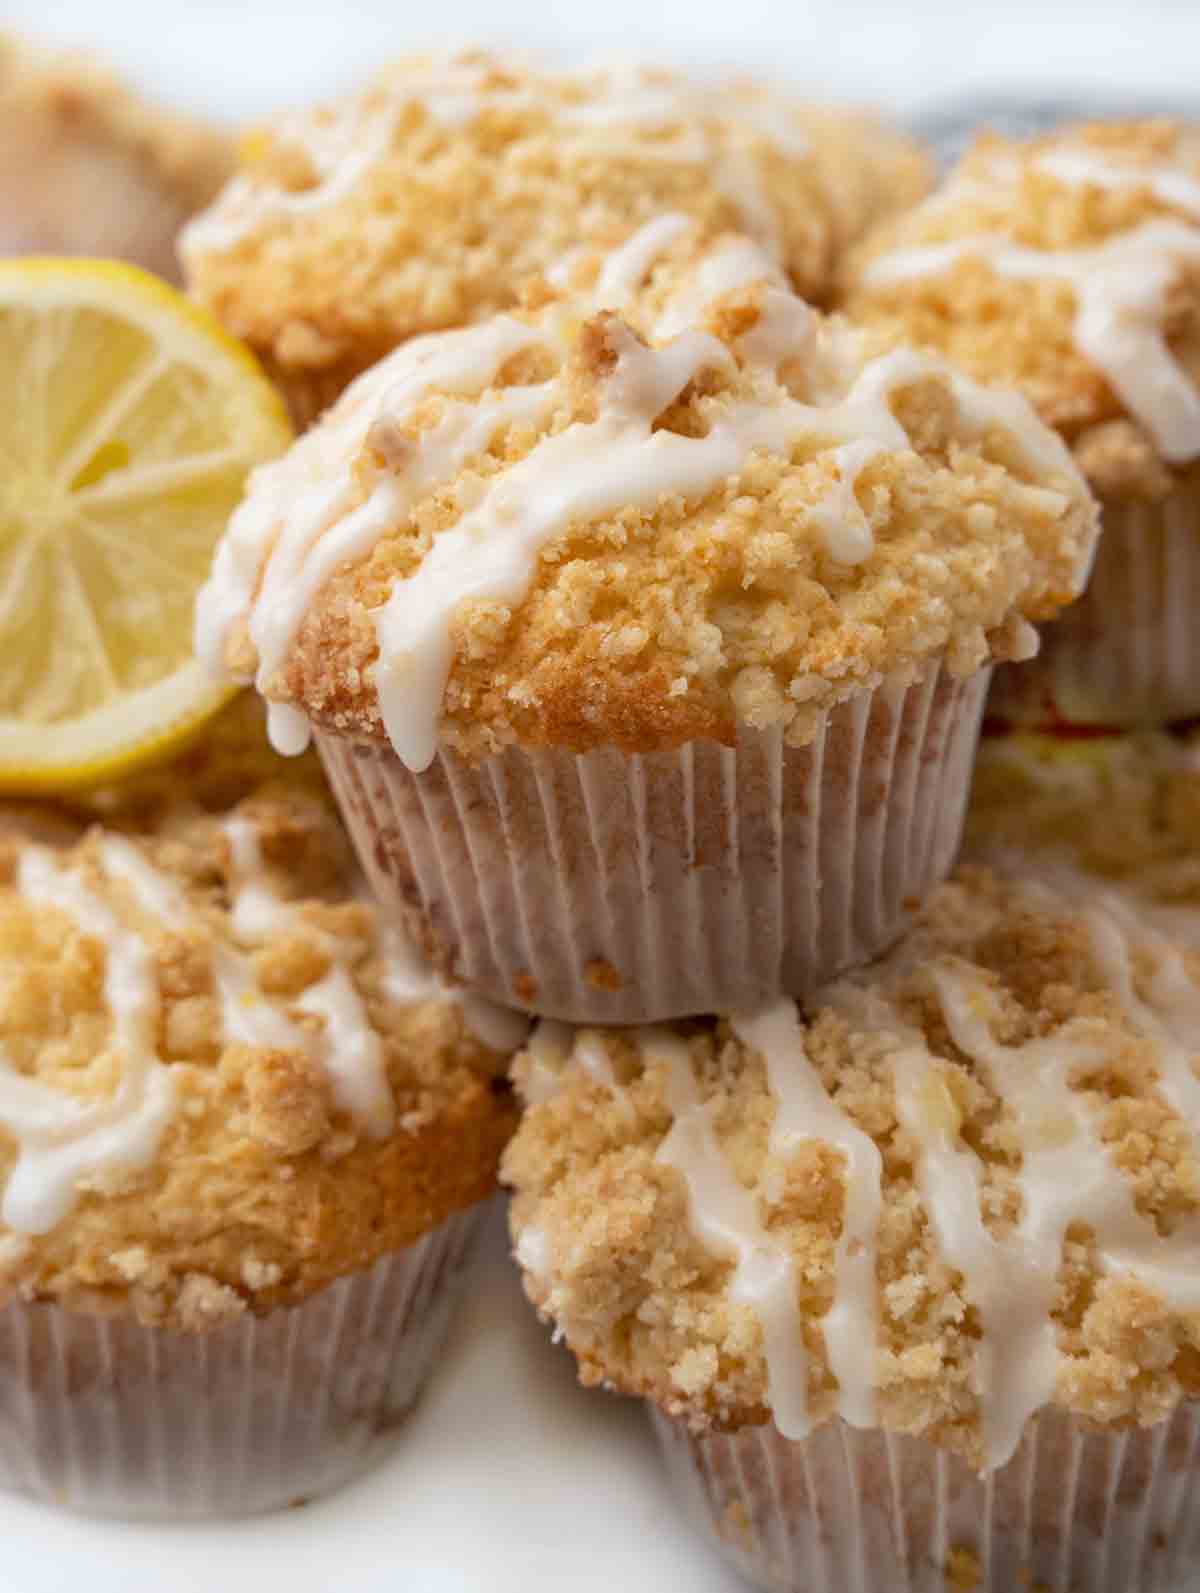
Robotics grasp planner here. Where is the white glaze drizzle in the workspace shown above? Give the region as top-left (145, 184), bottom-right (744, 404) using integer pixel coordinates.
top-left (202, 232), bottom-right (1086, 774)
top-left (593, 213), bottom-right (691, 309)
top-left (194, 315), bottom-right (557, 758)
top-left (377, 920), bottom-right (530, 1054)
top-left (731, 1000), bottom-right (883, 1429)
top-left (0, 846), bottom-right (178, 1234)
top-left (370, 328), bottom-right (1078, 771)
top-left (1035, 147), bottom-right (1200, 221)
top-left (864, 218), bottom-right (1200, 463)
top-left (220, 818), bottom-right (395, 1137)
top-left (831, 870), bottom-right (1200, 1470)
top-left (516, 1020), bottom-right (577, 1106)
top-left (654, 234), bottom-right (784, 339)
top-left (183, 58), bottom-right (806, 266)
top-left (646, 1027), bottom-right (812, 1440)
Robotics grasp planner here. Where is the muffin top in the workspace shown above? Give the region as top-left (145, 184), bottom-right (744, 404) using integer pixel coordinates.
top-left (182, 50), bottom-right (930, 413)
top-left (197, 222), bottom-right (1097, 772)
top-left (0, 786), bottom-right (525, 1328)
top-left (842, 121), bottom-right (1200, 491)
top-left (0, 31), bottom-right (232, 280)
top-left (967, 729), bottom-right (1200, 923)
top-left (503, 863), bottom-right (1200, 1473)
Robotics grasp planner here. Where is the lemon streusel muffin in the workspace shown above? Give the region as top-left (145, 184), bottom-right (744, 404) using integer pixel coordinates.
top-left (0, 785), bottom-right (522, 1518)
top-left (0, 33), bottom-right (231, 282)
top-left (843, 121), bottom-right (1200, 728)
top-left (182, 50), bottom-right (931, 424)
top-left (504, 865), bottom-right (1200, 1592)
top-left (197, 220), bottom-right (1096, 1024)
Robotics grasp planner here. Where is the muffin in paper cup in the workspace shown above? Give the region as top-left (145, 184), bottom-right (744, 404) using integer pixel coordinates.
top-left (503, 862), bottom-right (1200, 1586)
top-left (652, 1406), bottom-right (1200, 1593)
top-left (989, 480), bottom-right (1200, 727)
top-left (843, 119), bottom-right (1200, 729)
top-left (0, 31), bottom-right (231, 281)
top-left (196, 219), bottom-right (1096, 1022)
top-left (182, 49), bottom-right (931, 424)
top-left (0, 783), bottom-right (523, 1518)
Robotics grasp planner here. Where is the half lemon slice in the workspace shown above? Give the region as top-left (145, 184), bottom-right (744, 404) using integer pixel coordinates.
top-left (0, 257), bottom-right (290, 791)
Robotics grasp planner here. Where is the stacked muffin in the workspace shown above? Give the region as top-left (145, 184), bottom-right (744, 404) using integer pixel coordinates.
top-left (0, 698), bottom-right (526, 1516)
top-left (843, 120), bottom-right (1200, 729)
top-left (8, 41), bottom-right (1200, 1592)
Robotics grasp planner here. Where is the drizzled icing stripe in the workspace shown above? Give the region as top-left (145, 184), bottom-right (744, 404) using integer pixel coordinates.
top-left (1035, 148), bottom-right (1200, 222)
top-left (731, 1001), bottom-right (883, 1429)
top-left (95, 822), bottom-right (396, 1140)
top-left (199, 220), bottom-right (1085, 773)
top-left (633, 1007), bottom-right (882, 1438)
top-left (182, 60), bottom-right (808, 263)
top-left (0, 845), bottom-right (179, 1234)
top-left (863, 218), bottom-right (1200, 463)
top-left (647, 1025), bottom-right (813, 1440)
top-left (837, 873), bottom-right (1200, 1471)
top-left (222, 818), bottom-right (396, 1137)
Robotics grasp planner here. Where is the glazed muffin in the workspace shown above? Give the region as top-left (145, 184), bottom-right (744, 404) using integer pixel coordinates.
top-left (182, 49), bottom-right (931, 423)
top-left (967, 724), bottom-right (1200, 906)
top-left (196, 219), bottom-right (1096, 1024)
top-left (0, 784), bottom-right (522, 1517)
top-left (0, 32), bottom-right (231, 281)
top-left (842, 121), bottom-right (1200, 728)
top-left (504, 865), bottom-right (1200, 1591)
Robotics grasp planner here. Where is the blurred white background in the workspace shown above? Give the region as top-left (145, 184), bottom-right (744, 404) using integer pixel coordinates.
top-left (5, 0), bottom-right (1200, 121)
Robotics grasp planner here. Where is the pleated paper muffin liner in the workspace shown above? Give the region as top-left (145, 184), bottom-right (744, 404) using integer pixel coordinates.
top-left (317, 660), bottom-right (990, 1025)
top-left (652, 1405), bottom-right (1200, 1593)
top-left (0, 1200), bottom-right (487, 1520)
top-left (990, 484), bottom-right (1200, 728)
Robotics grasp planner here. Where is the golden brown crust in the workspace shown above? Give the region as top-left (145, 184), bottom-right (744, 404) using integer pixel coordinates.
top-left (841, 121), bottom-right (1200, 470)
top-left (503, 865), bottom-right (1200, 1462)
top-left (0, 787), bottom-right (518, 1328)
top-left (215, 226), bottom-right (1095, 761)
top-left (0, 32), bottom-right (232, 281)
top-left (184, 50), bottom-right (929, 414)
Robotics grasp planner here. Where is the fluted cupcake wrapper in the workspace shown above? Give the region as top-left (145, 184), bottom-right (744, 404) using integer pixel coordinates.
top-left (651, 1406), bottom-right (1200, 1593)
top-left (990, 485), bottom-right (1200, 728)
top-left (0, 1201), bottom-right (487, 1520)
top-left (317, 660), bottom-right (989, 1024)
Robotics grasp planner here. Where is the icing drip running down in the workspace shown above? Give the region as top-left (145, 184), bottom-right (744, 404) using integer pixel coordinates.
top-left (197, 224), bottom-right (1085, 773)
top-left (864, 219), bottom-right (1200, 463)
top-left (377, 920), bottom-right (530, 1054)
top-left (648, 1026), bottom-right (812, 1441)
top-left (0, 845), bottom-right (179, 1234)
top-left (101, 821), bottom-right (398, 1137)
top-left (221, 818), bottom-right (395, 1137)
top-left (730, 1002), bottom-right (883, 1430)
top-left (832, 873), bottom-right (1200, 1471)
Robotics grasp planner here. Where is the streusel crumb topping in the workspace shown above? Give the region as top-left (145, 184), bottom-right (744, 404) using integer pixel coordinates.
top-left (198, 222), bottom-right (1096, 770)
top-left (183, 50), bottom-right (929, 412)
top-left (0, 788), bottom-right (519, 1328)
top-left (504, 865), bottom-right (1200, 1472)
top-left (842, 122), bottom-right (1200, 478)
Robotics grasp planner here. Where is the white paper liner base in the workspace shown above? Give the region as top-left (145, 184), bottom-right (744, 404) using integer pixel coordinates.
top-left (991, 488), bottom-right (1200, 727)
top-left (318, 662), bottom-right (990, 1024)
top-left (651, 1406), bottom-right (1200, 1593)
top-left (0, 1201), bottom-right (487, 1519)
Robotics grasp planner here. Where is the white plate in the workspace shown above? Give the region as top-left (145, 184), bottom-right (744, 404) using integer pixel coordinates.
top-left (3, 1207), bottom-right (735, 1593)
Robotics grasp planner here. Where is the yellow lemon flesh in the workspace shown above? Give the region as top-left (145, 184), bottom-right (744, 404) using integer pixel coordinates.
top-left (0, 257), bottom-right (290, 791)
